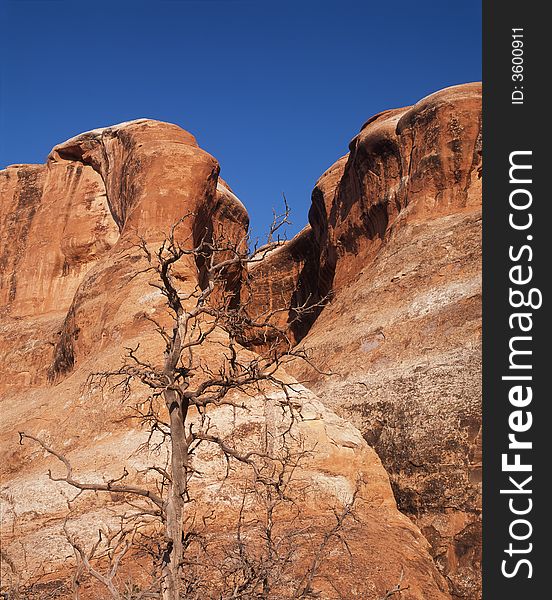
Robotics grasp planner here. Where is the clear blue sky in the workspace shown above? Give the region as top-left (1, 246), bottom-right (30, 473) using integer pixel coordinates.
top-left (0, 0), bottom-right (481, 240)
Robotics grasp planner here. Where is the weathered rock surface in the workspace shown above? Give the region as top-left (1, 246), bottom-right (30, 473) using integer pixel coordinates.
top-left (0, 118), bottom-right (455, 599)
top-left (247, 83), bottom-right (482, 599)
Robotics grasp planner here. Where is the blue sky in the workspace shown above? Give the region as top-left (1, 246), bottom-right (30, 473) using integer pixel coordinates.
top-left (0, 0), bottom-right (481, 240)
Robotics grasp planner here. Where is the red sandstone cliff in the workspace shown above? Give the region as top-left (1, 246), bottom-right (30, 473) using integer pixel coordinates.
top-left (247, 82), bottom-right (482, 599)
top-left (0, 84), bottom-right (481, 599)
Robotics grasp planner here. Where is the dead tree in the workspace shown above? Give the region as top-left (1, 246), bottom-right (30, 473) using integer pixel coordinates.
top-left (206, 456), bottom-right (363, 600)
top-left (20, 207), bottom-right (329, 600)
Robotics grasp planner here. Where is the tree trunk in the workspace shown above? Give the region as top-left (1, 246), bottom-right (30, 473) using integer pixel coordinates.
top-left (161, 390), bottom-right (189, 600)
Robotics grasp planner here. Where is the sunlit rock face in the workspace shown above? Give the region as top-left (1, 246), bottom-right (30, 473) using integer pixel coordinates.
top-left (247, 82), bottom-right (482, 599)
top-left (0, 117), bottom-right (455, 599)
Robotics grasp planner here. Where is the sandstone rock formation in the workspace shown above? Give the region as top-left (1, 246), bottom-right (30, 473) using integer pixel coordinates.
top-left (0, 83), bottom-right (481, 599)
top-left (247, 83), bottom-right (482, 599)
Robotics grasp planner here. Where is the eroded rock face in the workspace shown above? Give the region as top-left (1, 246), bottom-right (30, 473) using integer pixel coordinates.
top-left (0, 161), bottom-right (119, 390)
top-left (0, 119), bottom-right (451, 599)
top-left (248, 83), bottom-right (482, 598)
